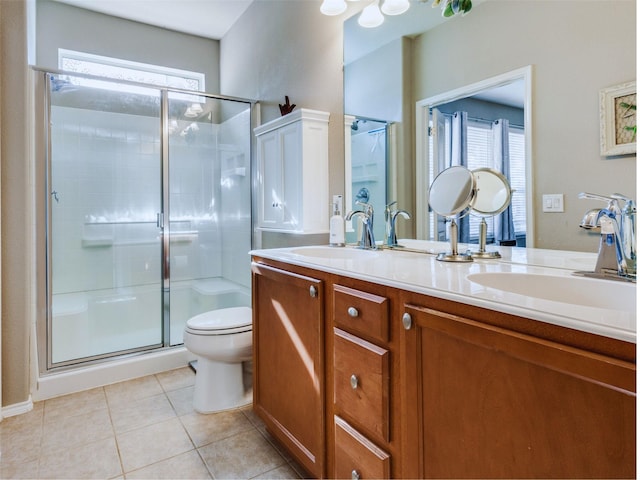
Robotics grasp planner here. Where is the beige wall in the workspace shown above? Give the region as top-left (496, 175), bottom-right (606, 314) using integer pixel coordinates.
top-left (1, 0), bottom-right (31, 408)
top-left (220, 0), bottom-right (356, 247)
top-left (36, 0), bottom-right (221, 93)
top-left (413, 0), bottom-right (636, 251)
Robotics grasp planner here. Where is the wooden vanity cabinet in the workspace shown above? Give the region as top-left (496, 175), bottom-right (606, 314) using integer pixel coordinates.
top-left (400, 300), bottom-right (636, 479)
top-left (251, 262), bottom-right (325, 478)
top-left (251, 257), bottom-right (636, 479)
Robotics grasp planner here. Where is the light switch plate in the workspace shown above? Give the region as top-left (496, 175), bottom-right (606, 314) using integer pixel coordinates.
top-left (542, 194), bottom-right (564, 212)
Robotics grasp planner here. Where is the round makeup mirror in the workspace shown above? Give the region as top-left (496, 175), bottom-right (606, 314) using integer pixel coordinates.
top-left (469, 168), bottom-right (512, 259)
top-left (428, 166), bottom-right (476, 262)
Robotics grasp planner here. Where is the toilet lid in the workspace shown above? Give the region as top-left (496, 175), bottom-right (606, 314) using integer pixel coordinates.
top-left (186, 306), bottom-right (252, 332)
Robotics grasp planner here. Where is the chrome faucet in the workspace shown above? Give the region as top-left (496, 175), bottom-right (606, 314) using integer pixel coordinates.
top-left (346, 201), bottom-right (376, 249)
top-left (579, 192), bottom-right (636, 280)
top-left (384, 201), bottom-right (411, 247)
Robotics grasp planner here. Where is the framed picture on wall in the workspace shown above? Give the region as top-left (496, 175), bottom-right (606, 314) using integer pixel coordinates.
top-left (600, 81), bottom-right (636, 156)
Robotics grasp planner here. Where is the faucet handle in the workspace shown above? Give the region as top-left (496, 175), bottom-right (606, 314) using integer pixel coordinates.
top-left (355, 200), bottom-right (374, 216)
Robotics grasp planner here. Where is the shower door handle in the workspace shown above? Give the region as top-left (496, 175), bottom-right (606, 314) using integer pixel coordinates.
top-left (156, 212), bottom-right (164, 229)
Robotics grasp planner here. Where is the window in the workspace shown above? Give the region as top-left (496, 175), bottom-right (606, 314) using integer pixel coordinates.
top-left (58, 49), bottom-right (205, 93)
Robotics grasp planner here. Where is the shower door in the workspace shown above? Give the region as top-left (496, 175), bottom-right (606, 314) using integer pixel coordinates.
top-left (45, 71), bottom-right (253, 369)
top-left (47, 73), bottom-right (164, 366)
top-left (166, 92), bottom-right (252, 345)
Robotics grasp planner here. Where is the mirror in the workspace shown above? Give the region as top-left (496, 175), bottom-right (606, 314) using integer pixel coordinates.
top-left (428, 165), bottom-right (475, 262)
top-left (469, 168), bottom-right (512, 258)
top-left (344, 0), bottom-right (636, 252)
top-left (428, 166), bottom-right (475, 217)
top-left (472, 168), bottom-right (511, 216)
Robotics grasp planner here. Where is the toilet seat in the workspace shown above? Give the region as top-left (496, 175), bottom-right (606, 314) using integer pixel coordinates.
top-left (185, 306), bottom-right (252, 335)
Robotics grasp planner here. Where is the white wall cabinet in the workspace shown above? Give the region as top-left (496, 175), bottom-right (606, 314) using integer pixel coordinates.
top-left (255, 109), bottom-right (330, 233)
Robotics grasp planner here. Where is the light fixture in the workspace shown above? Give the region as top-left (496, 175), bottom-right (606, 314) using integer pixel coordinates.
top-left (320, 0), bottom-right (347, 15)
top-left (358, 0), bottom-right (384, 28)
top-left (320, 0), bottom-right (472, 28)
top-left (381, 0), bottom-right (410, 15)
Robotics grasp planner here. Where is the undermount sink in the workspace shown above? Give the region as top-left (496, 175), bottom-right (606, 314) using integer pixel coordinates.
top-left (467, 272), bottom-right (636, 313)
top-left (289, 246), bottom-right (380, 259)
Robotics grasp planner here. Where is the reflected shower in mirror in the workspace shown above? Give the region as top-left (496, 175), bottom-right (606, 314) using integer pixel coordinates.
top-left (345, 116), bottom-right (389, 243)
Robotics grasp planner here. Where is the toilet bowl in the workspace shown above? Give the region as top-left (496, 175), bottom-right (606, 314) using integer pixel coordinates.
top-left (183, 306), bottom-right (252, 413)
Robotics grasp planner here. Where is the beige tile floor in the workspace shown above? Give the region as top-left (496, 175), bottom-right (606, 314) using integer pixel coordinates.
top-left (1, 367), bottom-right (305, 479)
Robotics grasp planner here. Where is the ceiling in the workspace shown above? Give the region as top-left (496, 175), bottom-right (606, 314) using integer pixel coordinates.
top-left (52, 0), bottom-right (255, 40)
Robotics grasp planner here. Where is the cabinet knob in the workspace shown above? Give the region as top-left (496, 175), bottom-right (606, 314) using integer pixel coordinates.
top-left (351, 470), bottom-right (360, 480)
top-left (309, 286), bottom-right (318, 298)
top-left (350, 374), bottom-right (358, 389)
top-left (347, 306), bottom-right (359, 317)
top-left (402, 312), bottom-right (412, 330)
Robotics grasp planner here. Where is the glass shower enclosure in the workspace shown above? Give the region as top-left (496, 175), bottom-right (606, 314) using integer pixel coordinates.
top-left (41, 71), bottom-right (253, 370)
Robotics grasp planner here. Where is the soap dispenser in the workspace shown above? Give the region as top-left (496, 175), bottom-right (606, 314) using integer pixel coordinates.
top-left (329, 195), bottom-right (345, 247)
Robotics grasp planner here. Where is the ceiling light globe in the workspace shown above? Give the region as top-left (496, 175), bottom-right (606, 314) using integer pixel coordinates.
top-left (358, 2), bottom-right (384, 28)
top-left (381, 0), bottom-right (410, 15)
top-left (320, 0), bottom-right (347, 15)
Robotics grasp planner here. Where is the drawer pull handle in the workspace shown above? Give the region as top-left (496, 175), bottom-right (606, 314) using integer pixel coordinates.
top-left (351, 470), bottom-right (360, 480)
top-left (347, 306), bottom-right (359, 317)
top-left (350, 374), bottom-right (359, 389)
top-left (402, 312), bottom-right (412, 330)
top-left (309, 286), bottom-right (318, 298)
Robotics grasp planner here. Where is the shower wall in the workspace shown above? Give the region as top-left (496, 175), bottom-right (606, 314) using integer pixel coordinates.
top-left (51, 107), bottom-right (162, 294)
top-left (51, 108), bottom-right (252, 293)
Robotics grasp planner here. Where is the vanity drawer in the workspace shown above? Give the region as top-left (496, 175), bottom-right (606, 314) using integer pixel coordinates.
top-left (334, 415), bottom-right (390, 480)
top-left (333, 284), bottom-right (389, 344)
top-left (334, 328), bottom-right (389, 443)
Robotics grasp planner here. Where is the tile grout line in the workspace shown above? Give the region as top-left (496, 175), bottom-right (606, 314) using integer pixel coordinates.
top-left (104, 385), bottom-right (127, 479)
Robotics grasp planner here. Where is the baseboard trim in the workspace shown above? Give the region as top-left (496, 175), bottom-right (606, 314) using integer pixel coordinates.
top-left (2, 396), bottom-right (34, 419)
top-left (33, 346), bottom-right (195, 402)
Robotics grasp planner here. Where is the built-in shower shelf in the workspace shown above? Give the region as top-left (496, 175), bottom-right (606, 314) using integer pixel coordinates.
top-left (84, 220), bottom-right (157, 225)
top-left (170, 231), bottom-right (198, 243)
top-left (353, 175), bottom-right (380, 183)
top-left (222, 167), bottom-right (246, 177)
top-left (81, 237), bottom-right (114, 247)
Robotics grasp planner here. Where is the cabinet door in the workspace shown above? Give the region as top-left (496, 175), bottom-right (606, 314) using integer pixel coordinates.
top-left (252, 263), bottom-right (324, 478)
top-left (401, 304), bottom-right (636, 479)
top-left (257, 130), bottom-right (283, 228)
top-left (279, 122), bottom-right (301, 230)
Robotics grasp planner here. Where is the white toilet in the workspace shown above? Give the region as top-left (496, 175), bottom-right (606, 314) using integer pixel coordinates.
top-left (183, 306), bottom-right (253, 413)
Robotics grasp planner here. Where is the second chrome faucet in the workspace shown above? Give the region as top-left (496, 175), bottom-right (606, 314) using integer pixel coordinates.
top-left (346, 200), bottom-right (376, 249)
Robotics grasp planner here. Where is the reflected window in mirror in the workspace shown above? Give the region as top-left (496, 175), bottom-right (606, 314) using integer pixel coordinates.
top-left (428, 108), bottom-right (527, 247)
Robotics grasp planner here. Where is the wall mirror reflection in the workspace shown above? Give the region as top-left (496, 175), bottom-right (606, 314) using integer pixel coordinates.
top-left (418, 67), bottom-right (530, 247)
top-left (345, 116), bottom-right (389, 243)
top-left (343, 0), bottom-right (635, 252)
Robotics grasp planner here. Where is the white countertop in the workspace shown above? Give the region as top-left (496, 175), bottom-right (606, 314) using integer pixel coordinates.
top-left (250, 240), bottom-right (637, 344)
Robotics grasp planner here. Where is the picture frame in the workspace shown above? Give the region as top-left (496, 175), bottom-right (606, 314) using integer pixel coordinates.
top-left (599, 81), bottom-right (636, 156)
